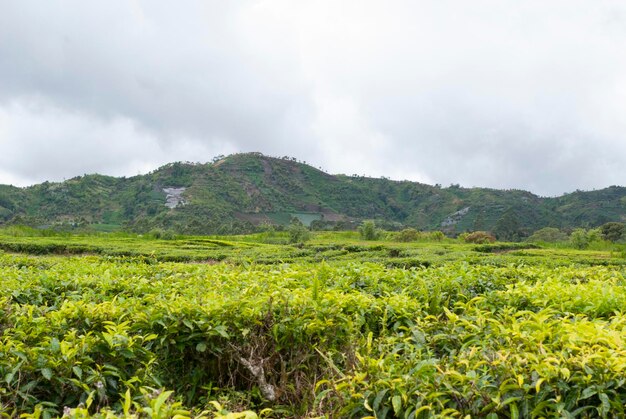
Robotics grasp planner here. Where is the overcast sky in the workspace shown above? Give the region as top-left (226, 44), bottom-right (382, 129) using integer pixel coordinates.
top-left (1, 1), bottom-right (625, 196)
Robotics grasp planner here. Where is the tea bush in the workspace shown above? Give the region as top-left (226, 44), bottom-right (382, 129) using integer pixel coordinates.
top-left (1, 234), bottom-right (626, 417)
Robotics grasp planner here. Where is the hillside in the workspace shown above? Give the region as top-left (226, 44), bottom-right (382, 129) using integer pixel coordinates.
top-left (0, 152), bottom-right (624, 237)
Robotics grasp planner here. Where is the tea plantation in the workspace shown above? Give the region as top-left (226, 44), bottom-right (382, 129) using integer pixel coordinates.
top-left (0, 231), bottom-right (625, 418)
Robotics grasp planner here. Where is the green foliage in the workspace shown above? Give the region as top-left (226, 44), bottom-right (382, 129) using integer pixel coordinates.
top-left (287, 218), bottom-right (310, 244)
top-left (148, 229), bottom-right (177, 240)
top-left (474, 242), bottom-right (540, 253)
top-left (600, 222), bottom-right (625, 242)
top-left (587, 228), bottom-right (602, 243)
top-left (461, 231), bottom-right (496, 244)
top-left (394, 229), bottom-right (445, 243)
top-left (0, 153), bottom-right (624, 236)
top-left (527, 226), bottom-right (568, 243)
top-left (429, 230), bottom-right (446, 241)
top-left (493, 209), bottom-right (524, 241)
top-left (570, 228), bottom-right (602, 249)
top-left (570, 228), bottom-right (589, 249)
top-left (358, 221), bottom-right (380, 241)
top-left (2, 231), bottom-right (626, 416)
top-left (396, 228), bottom-right (418, 242)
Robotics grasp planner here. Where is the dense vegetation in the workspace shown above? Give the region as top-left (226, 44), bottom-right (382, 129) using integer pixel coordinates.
top-left (1, 229), bottom-right (626, 418)
top-left (0, 153), bottom-right (624, 236)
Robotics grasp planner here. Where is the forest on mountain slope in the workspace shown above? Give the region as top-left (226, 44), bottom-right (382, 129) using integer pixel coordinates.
top-left (0, 153), bottom-right (624, 238)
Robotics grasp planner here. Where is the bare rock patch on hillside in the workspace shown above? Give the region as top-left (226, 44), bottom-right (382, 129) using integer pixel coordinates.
top-left (163, 187), bottom-right (187, 209)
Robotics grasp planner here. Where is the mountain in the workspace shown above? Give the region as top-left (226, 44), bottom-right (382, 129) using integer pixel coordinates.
top-left (0, 152), bottom-right (624, 237)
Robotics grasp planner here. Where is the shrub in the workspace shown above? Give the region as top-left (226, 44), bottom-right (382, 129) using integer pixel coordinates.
top-left (527, 227), bottom-right (568, 243)
top-left (288, 218), bottom-right (310, 244)
top-left (395, 230), bottom-right (445, 242)
top-left (359, 221), bottom-right (381, 241)
top-left (462, 231), bottom-right (496, 244)
top-left (396, 228), bottom-right (418, 242)
top-left (148, 229), bottom-right (176, 240)
top-left (570, 228), bottom-right (602, 249)
top-left (474, 242), bottom-right (540, 253)
top-left (600, 222), bottom-right (625, 242)
top-left (429, 231), bottom-right (446, 241)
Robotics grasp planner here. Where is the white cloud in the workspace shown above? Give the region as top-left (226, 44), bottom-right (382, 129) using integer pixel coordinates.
top-left (0, 97), bottom-right (234, 185)
top-left (0, 0), bottom-right (625, 195)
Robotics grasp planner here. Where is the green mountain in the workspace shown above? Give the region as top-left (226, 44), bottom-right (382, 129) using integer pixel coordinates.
top-left (0, 152), bottom-right (624, 237)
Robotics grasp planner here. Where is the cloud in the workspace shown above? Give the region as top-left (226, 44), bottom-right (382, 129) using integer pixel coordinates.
top-left (0, 98), bottom-right (235, 185)
top-left (0, 0), bottom-right (625, 195)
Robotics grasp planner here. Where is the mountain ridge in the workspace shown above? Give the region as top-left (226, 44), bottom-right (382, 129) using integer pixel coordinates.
top-left (0, 152), bottom-right (624, 238)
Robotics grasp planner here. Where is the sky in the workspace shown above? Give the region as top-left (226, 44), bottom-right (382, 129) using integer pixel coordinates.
top-left (1, 1), bottom-right (625, 196)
